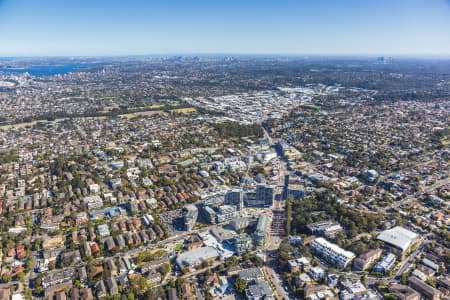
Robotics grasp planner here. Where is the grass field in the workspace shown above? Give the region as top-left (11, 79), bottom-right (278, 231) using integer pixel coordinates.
top-left (135, 248), bottom-right (168, 264)
top-left (0, 116), bottom-right (109, 130)
top-left (119, 110), bottom-right (166, 118)
top-left (128, 104), bottom-right (166, 111)
top-left (118, 113), bottom-right (136, 118)
top-left (301, 104), bottom-right (321, 110)
top-left (0, 121), bottom-right (38, 130)
top-left (0, 104), bottom-right (194, 129)
top-left (170, 107), bottom-right (197, 114)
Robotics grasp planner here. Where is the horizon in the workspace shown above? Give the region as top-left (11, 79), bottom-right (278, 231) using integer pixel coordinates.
top-left (1, 0), bottom-right (450, 56)
top-left (2, 53), bottom-right (450, 60)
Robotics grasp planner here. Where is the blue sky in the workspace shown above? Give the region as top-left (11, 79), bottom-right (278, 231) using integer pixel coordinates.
top-left (0, 0), bottom-right (449, 56)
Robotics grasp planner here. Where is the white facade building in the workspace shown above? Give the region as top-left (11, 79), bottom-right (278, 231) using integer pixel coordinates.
top-left (310, 237), bottom-right (355, 269)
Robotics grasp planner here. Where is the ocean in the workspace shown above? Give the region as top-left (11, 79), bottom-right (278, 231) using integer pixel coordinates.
top-left (0, 63), bottom-right (91, 76)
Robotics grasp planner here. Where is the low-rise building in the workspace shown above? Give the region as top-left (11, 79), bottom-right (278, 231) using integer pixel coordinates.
top-left (147, 273), bottom-right (161, 285)
top-left (238, 268), bottom-right (264, 282)
top-left (224, 233), bottom-right (253, 255)
top-left (307, 221), bottom-right (343, 239)
top-left (408, 276), bottom-right (442, 300)
top-left (310, 237), bottom-right (355, 269)
top-left (245, 280), bottom-right (274, 300)
top-left (42, 235), bottom-right (64, 250)
top-left (389, 284), bottom-right (420, 300)
top-left (339, 281), bottom-right (367, 300)
top-left (353, 248), bottom-right (382, 271)
top-left (183, 204), bottom-right (198, 231)
top-left (308, 266), bottom-right (326, 281)
top-left (288, 257), bottom-right (311, 273)
top-left (176, 247), bottom-right (219, 270)
top-left (373, 253), bottom-right (396, 274)
top-left (253, 214), bottom-right (272, 247)
top-left (295, 273), bottom-right (313, 288)
top-left (377, 226), bottom-right (419, 255)
top-left (105, 277), bottom-right (119, 296)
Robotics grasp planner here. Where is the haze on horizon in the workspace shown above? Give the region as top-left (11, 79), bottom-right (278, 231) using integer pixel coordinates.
top-left (0, 0), bottom-right (450, 57)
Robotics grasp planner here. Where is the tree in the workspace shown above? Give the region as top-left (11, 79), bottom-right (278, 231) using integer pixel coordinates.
top-left (34, 238), bottom-right (42, 251)
top-left (253, 256), bottom-right (264, 267)
top-left (74, 279), bottom-right (81, 288)
top-left (285, 200), bottom-right (292, 236)
top-left (158, 263), bottom-right (171, 276)
top-left (126, 292), bottom-right (135, 300)
top-left (217, 263), bottom-right (225, 272)
top-left (426, 278), bottom-right (437, 288)
top-left (2, 274), bottom-right (11, 283)
top-left (234, 278), bottom-right (248, 294)
top-left (16, 272), bottom-right (25, 281)
top-left (361, 275), bottom-right (366, 286)
top-left (225, 256), bottom-right (238, 267)
top-left (401, 272), bottom-right (408, 284)
top-left (24, 288), bottom-right (32, 300)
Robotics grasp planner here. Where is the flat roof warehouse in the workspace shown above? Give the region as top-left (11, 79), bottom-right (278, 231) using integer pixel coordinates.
top-left (377, 226), bottom-right (419, 253)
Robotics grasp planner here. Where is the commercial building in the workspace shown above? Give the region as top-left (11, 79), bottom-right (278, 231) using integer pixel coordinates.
top-left (210, 226), bottom-right (236, 243)
top-left (224, 189), bottom-right (244, 210)
top-left (310, 237), bottom-right (355, 269)
top-left (253, 214), bottom-right (272, 247)
top-left (183, 204), bottom-right (198, 231)
top-left (377, 226), bottom-right (419, 254)
top-left (176, 247), bottom-right (219, 270)
top-left (216, 205), bottom-right (238, 223)
top-left (230, 217), bottom-right (257, 231)
top-left (285, 184), bottom-right (305, 200)
top-left (246, 184), bottom-right (275, 208)
top-left (202, 206), bottom-right (217, 224)
top-left (224, 233), bottom-right (253, 255)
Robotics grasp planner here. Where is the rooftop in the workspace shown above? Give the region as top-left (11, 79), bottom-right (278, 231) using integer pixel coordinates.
top-left (176, 246), bottom-right (219, 268)
top-left (377, 226), bottom-right (418, 252)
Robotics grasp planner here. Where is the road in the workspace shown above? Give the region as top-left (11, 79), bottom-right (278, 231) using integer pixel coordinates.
top-left (264, 261), bottom-right (290, 300)
top-left (333, 234), bottom-right (432, 287)
top-left (262, 126), bottom-right (274, 145)
top-left (395, 235), bottom-right (430, 277)
top-left (387, 177), bottom-right (450, 211)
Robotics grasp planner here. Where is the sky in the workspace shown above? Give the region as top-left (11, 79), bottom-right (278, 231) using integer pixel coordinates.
top-left (0, 0), bottom-right (450, 56)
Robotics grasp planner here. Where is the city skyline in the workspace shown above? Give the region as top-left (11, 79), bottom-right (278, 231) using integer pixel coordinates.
top-left (1, 0), bottom-right (450, 56)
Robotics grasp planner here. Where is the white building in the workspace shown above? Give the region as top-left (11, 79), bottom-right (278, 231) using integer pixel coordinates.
top-left (377, 226), bottom-right (419, 254)
top-left (310, 237), bottom-right (355, 269)
top-left (176, 247), bottom-right (219, 269)
top-left (373, 253), bottom-right (396, 273)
